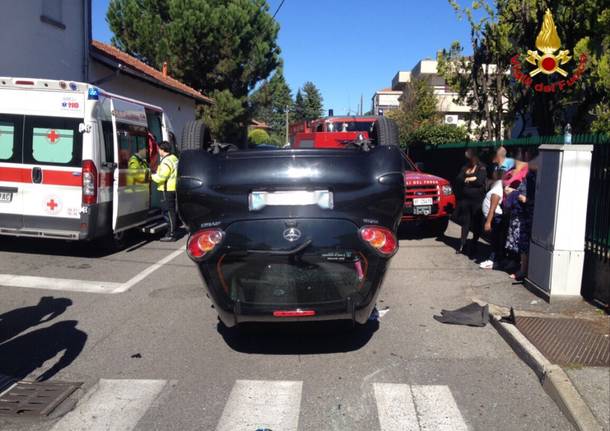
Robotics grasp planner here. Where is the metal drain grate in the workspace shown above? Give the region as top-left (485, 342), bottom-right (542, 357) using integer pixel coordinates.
top-left (0, 381), bottom-right (81, 417)
top-left (516, 316), bottom-right (610, 367)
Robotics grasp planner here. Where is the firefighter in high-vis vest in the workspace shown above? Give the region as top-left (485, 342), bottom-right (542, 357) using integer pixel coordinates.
top-left (151, 141), bottom-right (179, 242)
top-left (126, 147), bottom-right (148, 185)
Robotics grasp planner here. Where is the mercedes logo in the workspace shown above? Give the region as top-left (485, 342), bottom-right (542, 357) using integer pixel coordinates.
top-left (283, 227), bottom-right (302, 242)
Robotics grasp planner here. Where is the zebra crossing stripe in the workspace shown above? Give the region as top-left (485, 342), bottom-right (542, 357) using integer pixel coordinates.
top-left (374, 383), bottom-right (468, 431)
top-left (374, 383), bottom-right (419, 431)
top-left (411, 385), bottom-right (468, 431)
top-left (50, 379), bottom-right (167, 431)
top-left (216, 380), bottom-right (303, 431)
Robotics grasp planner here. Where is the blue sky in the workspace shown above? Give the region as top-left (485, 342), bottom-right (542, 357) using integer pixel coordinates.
top-left (92, 0), bottom-right (473, 115)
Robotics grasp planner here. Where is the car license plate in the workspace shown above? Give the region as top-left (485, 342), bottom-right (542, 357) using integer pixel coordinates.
top-left (0, 192), bottom-right (12, 203)
top-left (249, 190), bottom-right (333, 211)
top-left (414, 205), bottom-right (431, 215)
top-left (413, 197), bottom-right (433, 206)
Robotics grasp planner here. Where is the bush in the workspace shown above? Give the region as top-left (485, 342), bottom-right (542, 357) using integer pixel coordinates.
top-left (406, 124), bottom-right (469, 147)
top-left (248, 128), bottom-right (271, 146)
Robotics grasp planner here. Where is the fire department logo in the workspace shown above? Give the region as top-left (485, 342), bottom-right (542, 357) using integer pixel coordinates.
top-left (511, 9), bottom-right (587, 93)
top-left (44, 196), bottom-right (62, 215)
top-left (526, 9), bottom-right (571, 76)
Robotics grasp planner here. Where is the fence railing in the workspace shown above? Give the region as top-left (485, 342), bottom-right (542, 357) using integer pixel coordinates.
top-left (583, 141), bottom-right (610, 308)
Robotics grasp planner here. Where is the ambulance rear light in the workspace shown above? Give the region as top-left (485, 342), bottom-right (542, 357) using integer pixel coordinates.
top-left (15, 80), bottom-right (35, 86)
top-left (82, 160), bottom-right (97, 205)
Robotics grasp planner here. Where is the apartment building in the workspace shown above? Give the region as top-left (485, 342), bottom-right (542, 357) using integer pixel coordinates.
top-left (389, 59), bottom-right (470, 127)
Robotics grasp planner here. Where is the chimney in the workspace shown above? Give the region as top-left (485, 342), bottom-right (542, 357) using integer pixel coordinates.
top-left (162, 62), bottom-right (168, 78)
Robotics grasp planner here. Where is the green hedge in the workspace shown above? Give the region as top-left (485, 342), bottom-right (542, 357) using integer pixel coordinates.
top-left (424, 134), bottom-right (610, 150)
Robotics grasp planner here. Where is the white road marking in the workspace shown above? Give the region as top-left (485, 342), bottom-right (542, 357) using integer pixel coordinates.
top-left (0, 247), bottom-right (184, 294)
top-left (216, 380), bottom-right (303, 431)
top-left (411, 385), bottom-right (468, 431)
top-left (374, 384), bottom-right (468, 431)
top-left (0, 274), bottom-right (122, 293)
top-left (112, 248), bottom-right (184, 293)
top-left (51, 379), bottom-right (167, 431)
top-left (374, 383), bottom-right (419, 431)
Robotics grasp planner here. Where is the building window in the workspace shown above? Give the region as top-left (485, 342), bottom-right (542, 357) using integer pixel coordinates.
top-left (40, 0), bottom-right (65, 30)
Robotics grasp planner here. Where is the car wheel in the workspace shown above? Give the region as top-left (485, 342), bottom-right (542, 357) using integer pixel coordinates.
top-left (181, 120), bottom-right (212, 152)
top-left (372, 116), bottom-right (400, 147)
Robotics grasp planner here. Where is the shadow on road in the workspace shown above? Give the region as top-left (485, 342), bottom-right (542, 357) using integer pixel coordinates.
top-left (0, 296), bottom-right (72, 344)
top-left (0, 231), bottom-right (147, 258)
top-left (0, 298), bottom-right (86, 388)
top-left (218, 319), bottom-right (379, 354)
top-left (0, 320), bottom-right (87, 383)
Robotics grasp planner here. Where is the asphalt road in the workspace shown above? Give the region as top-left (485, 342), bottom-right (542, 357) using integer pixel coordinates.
top-left (0, 224), bottom-right (573, 430)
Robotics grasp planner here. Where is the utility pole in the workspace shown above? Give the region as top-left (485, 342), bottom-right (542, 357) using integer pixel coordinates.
top-left (360, 94), bottom-right (363, 115)
top-left (285, 105), bottom-right (289, 146)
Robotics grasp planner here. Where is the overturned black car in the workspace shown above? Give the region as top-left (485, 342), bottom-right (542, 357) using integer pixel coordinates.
top-left (177, 117), bottom-right (405, 327)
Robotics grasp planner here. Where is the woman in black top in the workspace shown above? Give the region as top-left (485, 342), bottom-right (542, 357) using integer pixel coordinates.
top-left (454, 149), bottom-right (487, 255)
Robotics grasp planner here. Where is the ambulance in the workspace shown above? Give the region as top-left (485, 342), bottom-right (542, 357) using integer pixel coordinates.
top-left (0, 77), bottom-right (175, 245)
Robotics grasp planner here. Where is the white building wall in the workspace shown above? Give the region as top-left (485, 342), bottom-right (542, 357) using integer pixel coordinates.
top-left (0, 0), bottom-right (87, 82)
top-left (372, 92), bottom-right (401, 114)
top-left (90, 63), bottom-right (197, 143)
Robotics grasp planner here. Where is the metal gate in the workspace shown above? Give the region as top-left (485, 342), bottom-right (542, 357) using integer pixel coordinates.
top-left (582, 142), bottom-right (610, 309)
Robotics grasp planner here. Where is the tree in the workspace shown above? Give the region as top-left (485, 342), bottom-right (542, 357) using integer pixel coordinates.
top-left (386, 77), bottom-right (440, 145)
top-left (387, 77), bottom-right (468, 147)
top-left (202, 90), bottom-right (247, 143)
top-left (249, 67), bottom-right (294, 137)
top-left (294, 90), bottom-right (305, 121)
top-left (107, 0), bottom-right (281, 140)
top-left (300, 82), bottom-right (324, 121)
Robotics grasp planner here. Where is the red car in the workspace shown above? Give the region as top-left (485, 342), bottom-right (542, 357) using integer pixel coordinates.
top-left (400, 152), bottom-right (455, 236)
top-left (292, 116), bottom-right (456, 236)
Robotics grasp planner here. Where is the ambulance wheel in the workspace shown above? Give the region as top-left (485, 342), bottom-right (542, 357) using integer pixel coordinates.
top-left (181, 120), bottom-right (212, 151)
top-left (371, 117), bottom-right (400, 147)
top-left (99, 230), bottom-right (126, 253)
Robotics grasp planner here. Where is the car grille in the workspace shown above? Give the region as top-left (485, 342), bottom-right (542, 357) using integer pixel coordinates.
top-left (404, 183), bottom-right (439, 203)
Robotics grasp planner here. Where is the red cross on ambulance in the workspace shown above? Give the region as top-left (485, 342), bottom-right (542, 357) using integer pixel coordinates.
top-left (44, 197), bottom-right (62, 215)
top-left (47, 129), bottom-right (60, 144)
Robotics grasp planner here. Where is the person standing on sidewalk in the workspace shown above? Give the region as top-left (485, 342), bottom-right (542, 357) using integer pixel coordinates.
top-left (480, 169), bottom-right (505, 269)
top-left (504, 158), bottom-right (538, 280)
top-left (454, 149), bottom-right (487, 256)
top-left (152, 141), bottom-right (179, 242)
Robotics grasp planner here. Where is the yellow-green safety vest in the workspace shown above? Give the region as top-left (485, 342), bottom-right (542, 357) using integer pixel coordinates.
top-left (152, 154), bottom-right (178, 192)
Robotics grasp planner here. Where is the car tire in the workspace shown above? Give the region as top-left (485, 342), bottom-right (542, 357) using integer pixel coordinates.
top-left (372, 116), bottom-right (400, 147)
top-left (181, 120), bottom-right (211, 151)
top-left (427, 218), bottom-right (449, 237)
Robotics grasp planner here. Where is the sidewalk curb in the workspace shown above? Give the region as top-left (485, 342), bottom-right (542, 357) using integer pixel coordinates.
top-left (489, 313), bottom-right (604, 431)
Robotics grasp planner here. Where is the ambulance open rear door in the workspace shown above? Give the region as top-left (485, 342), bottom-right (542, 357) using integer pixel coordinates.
top-left (110, 98), bottom-right (151, 232)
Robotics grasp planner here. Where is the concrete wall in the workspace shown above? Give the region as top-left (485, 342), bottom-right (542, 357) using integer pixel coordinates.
top-left (0, 0), bottom-right (87, 82)
top-left (90, 63), bottom-right (197, 144)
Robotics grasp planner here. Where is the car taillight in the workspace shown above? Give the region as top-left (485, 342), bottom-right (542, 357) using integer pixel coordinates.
top-left (187, 228), bottom-right (224, 260)
top-left (360, 226), bottom-right (398, 257)
top-left (82, 160), bottom-right (97, 205)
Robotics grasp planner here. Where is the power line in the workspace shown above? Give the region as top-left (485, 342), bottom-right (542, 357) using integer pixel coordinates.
top-left (272, 0), bottom-right (286, 18)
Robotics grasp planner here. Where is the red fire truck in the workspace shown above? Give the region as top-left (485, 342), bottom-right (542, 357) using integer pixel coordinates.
top-left (291, 116), bottom-right (456, 235)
